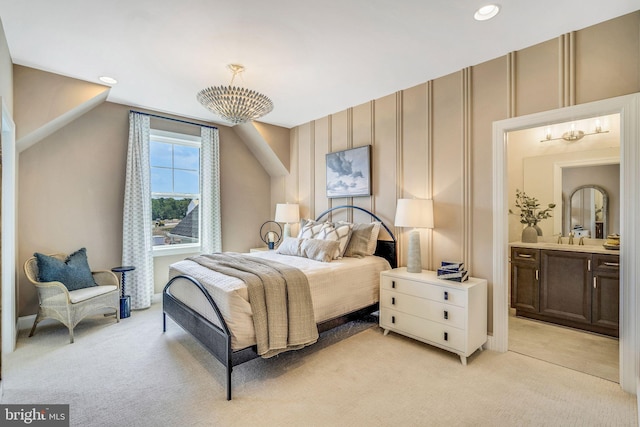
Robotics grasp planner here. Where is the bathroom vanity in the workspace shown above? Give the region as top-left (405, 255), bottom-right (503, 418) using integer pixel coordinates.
top-left (510, 242), bottom-right (619, 337)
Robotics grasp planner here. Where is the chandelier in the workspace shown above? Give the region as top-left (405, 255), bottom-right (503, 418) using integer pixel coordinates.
top-left (197, 64), bottom-right (274, 124)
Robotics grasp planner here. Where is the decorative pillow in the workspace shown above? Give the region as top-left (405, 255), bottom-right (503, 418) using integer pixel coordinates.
top-left (342, 222), bottom-right (381, 257)
top-left (276, 237), bottom-right (338, 263)
top-left (301, 239), bottom-right (340, 263)
top-left (276, 237), bottom-right (303, 256)
top-left (35, 248), bottom-right (97, 292)
top-left (318, 222), bottom-right (354, 259)
top-left (298, 219), bottom-right (329, 239)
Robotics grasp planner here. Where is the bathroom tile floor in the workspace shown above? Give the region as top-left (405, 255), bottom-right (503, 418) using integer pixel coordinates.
top-left (508, 309), bottom-right (618, 382)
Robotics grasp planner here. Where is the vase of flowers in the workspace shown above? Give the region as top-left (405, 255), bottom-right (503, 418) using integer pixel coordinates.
top-left (510, 189), bottom-right (556, 243)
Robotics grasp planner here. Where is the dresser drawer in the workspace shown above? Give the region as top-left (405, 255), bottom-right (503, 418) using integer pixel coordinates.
top-left (380, 289), bottom-right (466, 329)
top-left (380, 308), bottom-right (465, 352)
top-left (380, 275), bottom-right (466, 308)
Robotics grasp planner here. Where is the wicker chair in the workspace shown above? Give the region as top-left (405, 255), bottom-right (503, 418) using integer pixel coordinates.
top-left (24, 254), bottom-right (120, 343)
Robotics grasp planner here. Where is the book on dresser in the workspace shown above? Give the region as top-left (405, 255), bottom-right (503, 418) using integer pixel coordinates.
top-left (379, 267), bottom-right (487, 365)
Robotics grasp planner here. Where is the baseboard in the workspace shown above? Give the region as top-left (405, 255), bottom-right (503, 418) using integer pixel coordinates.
top-left (17, 314), bottom-right (36, 332)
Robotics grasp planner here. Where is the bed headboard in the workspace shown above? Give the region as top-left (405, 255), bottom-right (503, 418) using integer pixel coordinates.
top-left (315, 205), bottom-right (397, 268)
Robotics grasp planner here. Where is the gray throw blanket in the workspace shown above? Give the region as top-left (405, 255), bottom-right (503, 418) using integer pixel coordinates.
top-left (187, 253), bottom-right (319, 358)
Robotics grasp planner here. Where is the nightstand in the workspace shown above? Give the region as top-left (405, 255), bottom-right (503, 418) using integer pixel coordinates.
top-left (379, 268), bottom-right (487, 365)
top-left (249, 247), bottom-right (269, 253)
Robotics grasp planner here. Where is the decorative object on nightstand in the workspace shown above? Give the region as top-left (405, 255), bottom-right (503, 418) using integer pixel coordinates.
top-left (394, 198), bottom-right (434, 273)
top-left (111, 266), bottom-right (135, 319)
top-left (275, 203), bottom-right (300, 239)
top-left (380, 268), bottom-right (487, 365)
top-left (259, 221), bottom-right (282, 250)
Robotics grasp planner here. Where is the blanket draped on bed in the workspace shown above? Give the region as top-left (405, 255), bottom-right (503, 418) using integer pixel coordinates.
top-left (187, 253), bottom-right (319, 358)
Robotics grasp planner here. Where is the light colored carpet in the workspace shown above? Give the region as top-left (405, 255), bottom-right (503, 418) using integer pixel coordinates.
top-left (509, 311), bottom-right (619, 382)
top-left (1, 297), bottom-right (636, 427)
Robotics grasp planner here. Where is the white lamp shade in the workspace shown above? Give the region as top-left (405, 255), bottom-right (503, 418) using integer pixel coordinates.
top-left (275, 203), bottom-right (300, 224)
top-left (394, 199), bottom-right (434, 229)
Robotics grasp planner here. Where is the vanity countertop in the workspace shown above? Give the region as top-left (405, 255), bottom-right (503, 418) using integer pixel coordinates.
top-left (510, 241), bottom-right (619, 255)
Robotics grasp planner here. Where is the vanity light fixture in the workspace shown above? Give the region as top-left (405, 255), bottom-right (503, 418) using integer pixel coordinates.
top-left (540, 120), bottom-right (609, 143)
top-left (99, 76), bottom-right (118, 85)
top-left (474, 4), bottom-right (500, 21)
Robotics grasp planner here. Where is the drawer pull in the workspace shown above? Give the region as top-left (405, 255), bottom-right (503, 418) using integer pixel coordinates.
top-left (391, 297), bottom-right (396, 305)
top-left (444, 291), bottom-right (449, 301)
top-left (444, 310), bottom-right (449, 320)
top-left (593, 277), bottom-right (597, 289)
top-left (604, 262), bottom-right (619, 267)
top-left (444, 332), bottom-right (448, 341)
top-left (518, 253), bottom-right (533, 258)
top-left (391, 316), bottom-right (395, 324)
top-left (392, 280), bottom-right (396, 289)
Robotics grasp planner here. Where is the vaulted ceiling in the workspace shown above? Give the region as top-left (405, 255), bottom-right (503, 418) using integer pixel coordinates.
top-left (1, 1), bottom-right (638, 128)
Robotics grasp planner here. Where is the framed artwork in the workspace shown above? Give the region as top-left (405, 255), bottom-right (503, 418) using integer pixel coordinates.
top-left (326, 145), bottom-right (372, 198)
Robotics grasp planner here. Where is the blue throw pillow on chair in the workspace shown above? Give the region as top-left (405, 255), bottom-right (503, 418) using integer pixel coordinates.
top-left (35, 248), bottom-right (98, 291)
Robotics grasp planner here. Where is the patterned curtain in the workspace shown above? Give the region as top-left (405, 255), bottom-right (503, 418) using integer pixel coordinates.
top-left (200, 127), bottom-right (222, 253)
top-left (122, 112), bottom-right (154, 309)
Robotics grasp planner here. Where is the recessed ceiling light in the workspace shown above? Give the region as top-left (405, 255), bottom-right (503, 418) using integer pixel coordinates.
top-left (474, 4), bottom-right (500, 21)
top-left (99, 76), bottom-right (118, 85)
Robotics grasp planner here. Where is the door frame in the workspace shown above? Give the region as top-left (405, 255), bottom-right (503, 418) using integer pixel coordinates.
top-left (491, 93), bottom-right (639, 394)
top-left (1, 97), bottom-right (17, 354)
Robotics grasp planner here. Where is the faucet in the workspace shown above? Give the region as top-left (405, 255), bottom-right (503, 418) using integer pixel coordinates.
top-left (568, 231), bottom-right (574, 245)
top-left (557, 234), bottom-right (563, 244)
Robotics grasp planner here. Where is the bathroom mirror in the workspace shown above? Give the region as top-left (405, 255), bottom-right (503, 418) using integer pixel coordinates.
top-left (567, 185), bottom-right (608, 238)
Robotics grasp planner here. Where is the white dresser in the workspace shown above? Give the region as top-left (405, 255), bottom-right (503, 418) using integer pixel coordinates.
top-left (379, 268), bottom-right (487, 365)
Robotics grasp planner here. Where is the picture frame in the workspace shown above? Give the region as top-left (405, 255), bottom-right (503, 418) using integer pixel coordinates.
top-left (326, 145), bottom-right (372, 198)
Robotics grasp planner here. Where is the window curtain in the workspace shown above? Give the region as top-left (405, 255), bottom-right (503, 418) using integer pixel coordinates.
top-left (122, 112), bottom-right (154, 309)
top-left (200, 127), bottom-right (222, 253)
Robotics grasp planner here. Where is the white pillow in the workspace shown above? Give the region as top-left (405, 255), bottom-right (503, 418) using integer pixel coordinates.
top-left (318, 222), bottom-right (354, 259)
top-left (276, 237), bottom-right (338, 263)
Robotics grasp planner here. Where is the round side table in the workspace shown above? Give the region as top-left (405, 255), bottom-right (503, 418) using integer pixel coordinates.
top-left (111, 266), bottom-right (135, 319)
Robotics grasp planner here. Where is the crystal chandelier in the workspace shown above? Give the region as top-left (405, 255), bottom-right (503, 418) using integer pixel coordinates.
top-left (197, 64), bottom-right (274, 124)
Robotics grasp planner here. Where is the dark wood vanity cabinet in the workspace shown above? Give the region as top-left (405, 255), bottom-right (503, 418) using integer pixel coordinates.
top-left (510, 247), bottom-right (539, 314)
top-left (540, 250), bottom-right (592, 327)
top-left (591, 254), bottom-right (620, 335)
top-left (510, 247), bottom-right (619, 337)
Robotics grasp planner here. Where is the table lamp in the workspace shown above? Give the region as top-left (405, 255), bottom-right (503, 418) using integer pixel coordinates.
top-left (275, 203), bottom-right (300, 239)
top-left (394, 198), bottom-right (434, 273)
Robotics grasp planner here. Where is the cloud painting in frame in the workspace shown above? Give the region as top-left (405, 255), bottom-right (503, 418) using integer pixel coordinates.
top-left (326, 145), bottom-right (371, 198)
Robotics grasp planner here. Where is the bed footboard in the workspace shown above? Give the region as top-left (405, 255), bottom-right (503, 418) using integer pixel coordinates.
top-left (163, 275), bottom-right (236, 400)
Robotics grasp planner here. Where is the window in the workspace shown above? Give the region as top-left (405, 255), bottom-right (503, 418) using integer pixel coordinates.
top-left (150, 130), bottom-right (201, 252)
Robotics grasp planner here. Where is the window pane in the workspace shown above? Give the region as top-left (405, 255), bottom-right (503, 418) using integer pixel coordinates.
top-left (174, 145), bottom-right (200, 171)
top-left (151, 198), bottom-right (200, 246)
top-left (151, 167), bottom-right (173, 193)
top-left (174, 169), bottom-right (199, 194)
top-left (150, 141), bottom-right (173, 168)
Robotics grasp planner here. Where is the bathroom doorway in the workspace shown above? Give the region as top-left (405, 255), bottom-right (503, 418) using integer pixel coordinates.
top-left (491, 93), bottom-right (640, 394)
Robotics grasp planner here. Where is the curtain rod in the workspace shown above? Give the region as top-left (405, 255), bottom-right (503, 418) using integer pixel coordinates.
top-left (129, 110), bottom-right (218, 130)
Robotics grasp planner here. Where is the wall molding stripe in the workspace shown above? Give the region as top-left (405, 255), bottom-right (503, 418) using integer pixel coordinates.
top-left (309, 121), bottom-right (315, 216)
top-left (507, 52), bottom-right (516, 118)
top-left (426, 80), bottom-right (434, 270)
top-left (370, 100), bottom-right (376, 214)
top-left (396, 91), bottom-right (404, 266)
top-left (559, 32), bottom-right (577, 107)
top-left (462, 67), bottom-right (473, 270)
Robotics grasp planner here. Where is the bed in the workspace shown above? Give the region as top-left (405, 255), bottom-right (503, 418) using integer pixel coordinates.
top-left (162, 205), bottom-right (397, 400)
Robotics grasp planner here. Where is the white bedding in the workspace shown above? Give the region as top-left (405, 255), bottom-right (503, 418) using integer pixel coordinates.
top-left (168, 251), bottom-right (391, 350)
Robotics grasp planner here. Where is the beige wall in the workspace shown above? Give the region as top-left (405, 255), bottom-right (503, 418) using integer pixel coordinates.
top-left (17, 101), bottom-right (271, 315)
top-left (286, 11), bottom-right (640, 333)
